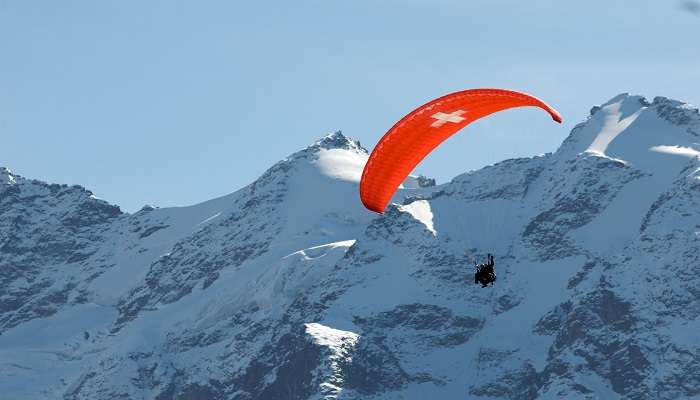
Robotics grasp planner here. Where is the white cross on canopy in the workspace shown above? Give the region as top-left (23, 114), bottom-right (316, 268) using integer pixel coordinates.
top-left (429, 110), bottom-right (466, 128)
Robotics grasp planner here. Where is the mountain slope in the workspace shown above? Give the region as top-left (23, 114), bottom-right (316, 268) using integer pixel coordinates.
top-left (1, 94), bottom-right (699, 400)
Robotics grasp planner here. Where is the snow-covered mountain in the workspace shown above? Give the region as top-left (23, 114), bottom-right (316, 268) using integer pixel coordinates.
top-left (2, 94), bottom-right (699, 400)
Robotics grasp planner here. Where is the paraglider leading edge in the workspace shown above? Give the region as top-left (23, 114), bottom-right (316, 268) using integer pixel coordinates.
top-left (359, 88), bottom-right (562, 214)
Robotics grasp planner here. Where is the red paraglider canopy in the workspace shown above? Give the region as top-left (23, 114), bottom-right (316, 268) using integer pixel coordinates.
top-left (360, 88), bottom-right (562, 213)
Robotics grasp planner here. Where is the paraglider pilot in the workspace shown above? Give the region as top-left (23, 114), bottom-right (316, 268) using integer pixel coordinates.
top-left (474, 254), bottom-right (496, 288)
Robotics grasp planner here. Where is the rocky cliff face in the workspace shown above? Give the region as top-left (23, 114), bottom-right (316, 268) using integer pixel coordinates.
top-left (1, 94), bottom-right (699, 399)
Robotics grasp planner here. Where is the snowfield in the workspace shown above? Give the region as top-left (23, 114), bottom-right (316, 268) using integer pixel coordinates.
top-left (1, 93), bottom-right (700, 399)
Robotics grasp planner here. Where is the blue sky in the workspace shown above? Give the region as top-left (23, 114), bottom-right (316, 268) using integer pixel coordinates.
top-left (2, 0), bottom-right (699, 212)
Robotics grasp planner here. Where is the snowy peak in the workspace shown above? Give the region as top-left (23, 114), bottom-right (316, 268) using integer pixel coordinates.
top-left (308, 130), bottom-right (367, 153)
top-left (274, 131), bottom-right (370, 185)
top-left (596, 92), bottom-right (648, 111)
top-left (0, 167), bottom-right (16, 185)
top-left (402, 174), bottom-right (436, 189)
top-left (559, 94), bottom-right (700, 171)
top-left (651, 95), bottom-right (700, 127)
top-left (0, 167), bottom-right (122, 225)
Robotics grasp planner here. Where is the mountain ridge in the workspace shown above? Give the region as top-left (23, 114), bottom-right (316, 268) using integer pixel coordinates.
top-left (1, 93), bottom-right (699, 399)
